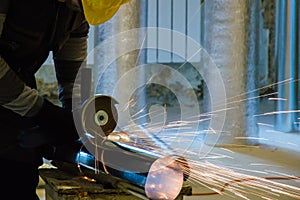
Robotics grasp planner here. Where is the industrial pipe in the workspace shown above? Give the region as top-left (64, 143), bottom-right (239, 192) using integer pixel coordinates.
top-left (275, 0), bottom-right (300, 132)
top-left (52, 95), bottom-right (187, 200)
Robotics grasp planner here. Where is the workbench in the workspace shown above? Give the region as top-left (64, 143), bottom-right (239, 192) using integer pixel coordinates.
top-left (39, 162), bottom-right (192, 200)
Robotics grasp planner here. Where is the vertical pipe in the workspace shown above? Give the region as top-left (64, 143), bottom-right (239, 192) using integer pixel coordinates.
top-left (275, 0), bottom-right (299, 132)
top-left (170, 0), bottom-right (174, 62)
top-left (203, 0), bottom-right (259, 146)
top-left (257, 0), bottom-right (270, 88)
top-left (246, 0), bottom-right (260, 143)
top-left (200, 1), bottom-right (205, 46)
top-left (185, 0), bottom-right (188, 60)
top-left (156, 0), bottom-right (159, 62)
top-left (298, 0), bottom-right (300, 130)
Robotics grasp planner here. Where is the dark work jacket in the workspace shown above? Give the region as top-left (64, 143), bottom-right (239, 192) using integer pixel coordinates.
top-left (0, 0), bottom-right (89, 165)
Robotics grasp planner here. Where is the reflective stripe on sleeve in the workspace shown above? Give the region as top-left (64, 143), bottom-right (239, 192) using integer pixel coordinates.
top-left (2, 85), bottom-right (43, 117)
top-left (0, 57), bottom-right (25, 104)
top-left (0, 57), bottom-right (43, 117)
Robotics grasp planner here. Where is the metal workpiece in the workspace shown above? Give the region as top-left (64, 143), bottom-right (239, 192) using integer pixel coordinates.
top-left (52, 138), bottom-right (186, 200)
top-left (75, 141), bottom-right (185, 200)
top-left (55, 95), bottom-right (188, 200)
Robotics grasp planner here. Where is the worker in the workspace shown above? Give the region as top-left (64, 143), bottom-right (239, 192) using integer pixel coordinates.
top-left (0, 0), bottom-right (130, 199)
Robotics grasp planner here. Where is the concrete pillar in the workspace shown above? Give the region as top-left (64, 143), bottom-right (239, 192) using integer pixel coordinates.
top-left (203, 0), bottom-right (259, 146)
top-left (93, 0), bottom-right (147, 128)
top-left (94, 16), bottom-right (118, 95)
top-left (115, 0), bottom-right (147, 127)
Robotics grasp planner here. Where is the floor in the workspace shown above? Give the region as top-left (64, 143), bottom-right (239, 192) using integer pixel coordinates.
top-left (183, 145), bottom-right (300, 199)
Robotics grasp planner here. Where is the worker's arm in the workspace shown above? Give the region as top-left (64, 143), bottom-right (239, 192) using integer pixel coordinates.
top-left (0, 11), bottom-right (80, 148)
top-left (53, 21), bottom-right (89, 110)
top-left (19, 22), bottom-right (90, 148)
top-left (0, 12), bottom-right (43, 117)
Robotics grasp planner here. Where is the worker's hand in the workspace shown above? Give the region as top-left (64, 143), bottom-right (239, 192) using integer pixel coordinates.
top-left (35, 98), bottom-right (78, 133)
top-left (18, 99), bottom-right (80, 148)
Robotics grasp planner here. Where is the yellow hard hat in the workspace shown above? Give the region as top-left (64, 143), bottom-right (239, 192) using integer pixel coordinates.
top-left (81, 0), bottom-right (131, 25)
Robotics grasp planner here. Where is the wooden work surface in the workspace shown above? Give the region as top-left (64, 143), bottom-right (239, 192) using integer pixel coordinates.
top-left (39, 166), bottom-right (192, 200)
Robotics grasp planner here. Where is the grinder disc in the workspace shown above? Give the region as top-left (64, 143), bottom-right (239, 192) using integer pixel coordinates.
top-left (81, 95), bottom-right (118, 136)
